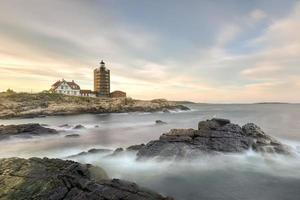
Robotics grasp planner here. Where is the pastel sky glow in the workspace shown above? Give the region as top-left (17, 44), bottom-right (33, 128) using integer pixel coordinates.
top-left (0, 0), bottom-right (300, 103)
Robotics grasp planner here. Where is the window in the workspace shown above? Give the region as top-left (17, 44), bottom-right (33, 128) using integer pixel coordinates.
top-left (61, 86), bottom-right (64, 89)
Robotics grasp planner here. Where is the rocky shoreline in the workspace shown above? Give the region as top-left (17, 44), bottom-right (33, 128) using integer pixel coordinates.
top-left (0, 157), bottom-right (172, 200)
top-left (0, 92), bottom-right (190, 119)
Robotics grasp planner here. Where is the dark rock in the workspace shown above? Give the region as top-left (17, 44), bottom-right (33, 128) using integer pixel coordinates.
top-left (0, 157), bottom-right (171, 200)
top-left (176, 105), bottom-right (190, 111)
top-left (155, 120), bottom-right (167, 124)
top-left (211, 118), bottom-right (231, 126)
top-left (107, 148), bottom-right (124, 157)
top-left (162, 108), bottom-right (170, 113)
top-left (73, 124), bottom-right (85, 129)
top-left (94, 125), bottom-right (99, 128)
top-left (59, 124), bottom-right (70, 128)
top-left (198, 118), bottom-right (230, 131)
top-left (88, 148), bottom-right (112, 154)
top-left (114, 147), bottom-right (124, 153)
top-left (242, 123), bottom-right (291, 154)
top-left (65, 134), bottom-right (80, 138)
top-left (137, 119), bottom-right (291, 160)
top-left (0, 123), bottom-right (58, 140)
top-left (67, 148), bottom-right (113, 158)
top-left (127, 144), bottom-right (145, 151)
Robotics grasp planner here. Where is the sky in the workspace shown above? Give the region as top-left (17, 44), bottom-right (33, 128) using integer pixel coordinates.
top-left (0, 0), bottom-right (300, 103)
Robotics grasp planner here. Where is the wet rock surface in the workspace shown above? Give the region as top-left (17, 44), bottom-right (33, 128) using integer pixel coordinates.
top-left (73, 124), bottom-right (85, 129)
top-left (65, 134), bottom-right (80, 138)
top-left (0, 157), bottom-right (172, 200)
top-left (0, 123), bottom-right (58, 140)
top-left (67, 148), bottom-right (113, 158)
top-left (59, 124), bottom-right (70, 128)
top-left (127, 144), bottom-right (146, 151)
top-left (155, 120), bottom-right (167, 125)
top-left (136, 118), bottom-right (291, 159)
top-left (109, 148), bottom-right (125, 157)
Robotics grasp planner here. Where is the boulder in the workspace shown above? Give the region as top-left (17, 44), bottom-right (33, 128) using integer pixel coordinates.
top-left (242, 123), bottom-right (290, 154)
top-left (0, 123), bottom-right (58, 140)
top-left (65, 134), bottom-right (80, 138)
top-left (73, 124), bottom-right (85, 129)
top-left (162, 108), bottom-right (170, 113)
top-left (110, 148), bottom-right (124, 156)
top-left (59, 124), bottom-right (70, 128)
top-left (155, 120), bottom-right (167, 125)
top-left (0, 157), bottom-right (172, 200)
top-left (137, 119), bottom-right (291, 160)
top-left (176, 105), bottom-right (190, 111)
top-left (198, 118), bottom-right (230, 131)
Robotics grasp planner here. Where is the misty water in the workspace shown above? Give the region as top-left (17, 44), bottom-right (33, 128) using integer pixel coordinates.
top-left (1, 103), bottom-right (300, 200)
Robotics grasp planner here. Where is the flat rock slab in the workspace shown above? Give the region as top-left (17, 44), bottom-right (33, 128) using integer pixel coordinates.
top-left (0, 157), bottom-right (172, 200)
top-left (65, 134), bottom-right (80, 138)
top-left (136, 118), bottom-right (291, 160)
top-left (0, 123), bottom-right (58, 140)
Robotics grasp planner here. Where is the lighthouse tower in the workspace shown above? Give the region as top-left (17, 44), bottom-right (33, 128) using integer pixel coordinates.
top-left (93, 60), bottom-right (110, 97)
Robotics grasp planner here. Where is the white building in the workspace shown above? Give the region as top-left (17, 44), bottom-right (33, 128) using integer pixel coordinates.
top-left (50, 79), bottom-right (80, 96)
top-left (50, 79), bottom-right (96, 97)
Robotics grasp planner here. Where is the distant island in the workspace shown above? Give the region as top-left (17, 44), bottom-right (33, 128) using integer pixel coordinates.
top-left (254, 102), bottom-right (291, 104)
top-left (0, 90), bottom-right (189, 119)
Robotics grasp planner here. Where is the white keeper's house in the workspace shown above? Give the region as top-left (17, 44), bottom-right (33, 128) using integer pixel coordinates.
top-left (49, 79), bottom-right (96, 97)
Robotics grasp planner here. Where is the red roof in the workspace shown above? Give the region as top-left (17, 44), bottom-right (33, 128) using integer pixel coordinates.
top-left (67, 81), bottom-right (80, 90)
top-left (51, 80), bottom-right (62, 87)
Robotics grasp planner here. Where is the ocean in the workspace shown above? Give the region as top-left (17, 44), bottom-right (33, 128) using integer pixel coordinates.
top-left (1, 103), bottom-right (300, 200)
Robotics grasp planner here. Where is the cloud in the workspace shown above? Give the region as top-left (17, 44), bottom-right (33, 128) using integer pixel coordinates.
top-left (216, 24), bottom-right (241, 47)
top-left (250, 9), bottom-right (267, 22)
top-left (0, 1), bottom-right (299, 102)
top-left (242, 3), bottom-right (300, 80)
top-left (0, 0), bottom-right (162, 91)
top-left (241, 63), bottom-right (282, 79)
